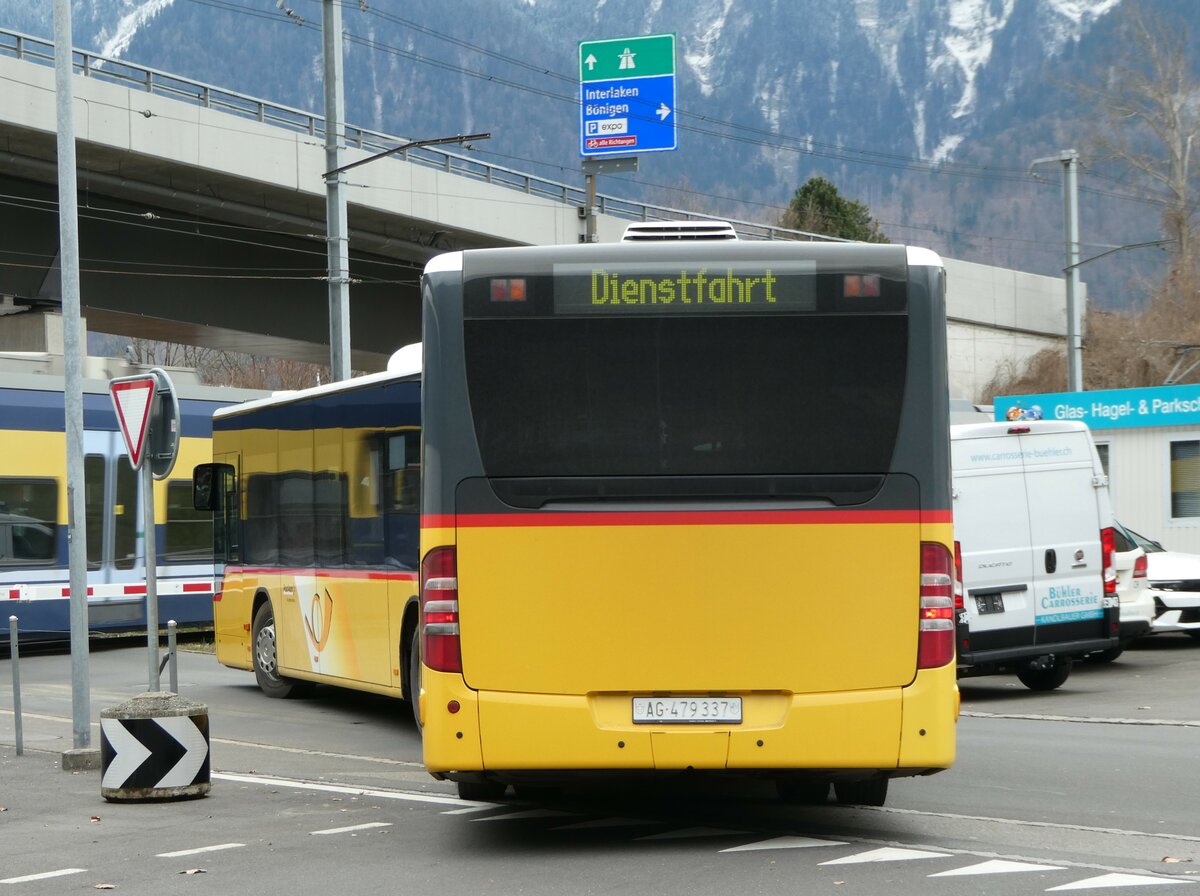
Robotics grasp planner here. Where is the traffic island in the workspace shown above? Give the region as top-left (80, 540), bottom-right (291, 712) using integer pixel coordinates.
top-left (99, 692), bottom-right (210, 801)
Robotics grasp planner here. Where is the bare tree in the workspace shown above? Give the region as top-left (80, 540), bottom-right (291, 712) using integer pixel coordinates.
top-left (198, 352), bottom-right (331, 390)
top-left (1087, 2), bottom-right (1199, 285)
top-left (985, 3), bottom-right (1200, 400)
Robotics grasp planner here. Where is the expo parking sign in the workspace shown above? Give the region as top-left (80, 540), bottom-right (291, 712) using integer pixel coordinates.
top-left (580, 34), bottom-right (676, 157)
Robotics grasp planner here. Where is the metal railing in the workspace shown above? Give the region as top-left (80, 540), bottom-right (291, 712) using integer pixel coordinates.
top-left (0, 28), bottom-right (824, 242)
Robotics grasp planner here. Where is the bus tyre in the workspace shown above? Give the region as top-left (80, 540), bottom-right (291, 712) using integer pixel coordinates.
top-left (833, 778), bottom-right (888, 807)
top-left (252, 602), bottom-right (304, 699)
top-left (407, 625), bottom-right (422, 733)
top-left (1016, 660), bottom-right (1072, 691)
top-left (457, 778), bottom-right (507, 802)
top-left (776, 777), bottom-right (829, 804)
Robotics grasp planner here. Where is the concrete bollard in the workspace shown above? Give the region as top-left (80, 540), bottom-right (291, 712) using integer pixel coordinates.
top-left (99, 692), bottom-right (211, 802)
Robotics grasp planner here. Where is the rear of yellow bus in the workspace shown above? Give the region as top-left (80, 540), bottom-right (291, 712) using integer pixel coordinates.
top-left (419, 240), bottom-right (956, 804)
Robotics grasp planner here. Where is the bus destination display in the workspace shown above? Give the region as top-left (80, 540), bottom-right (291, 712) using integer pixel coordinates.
top-left (552, 261), bottom-right (817, 314)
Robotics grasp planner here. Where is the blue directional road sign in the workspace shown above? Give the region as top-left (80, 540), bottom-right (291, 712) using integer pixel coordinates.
top-left (579, 34), bottom-right (676, 157)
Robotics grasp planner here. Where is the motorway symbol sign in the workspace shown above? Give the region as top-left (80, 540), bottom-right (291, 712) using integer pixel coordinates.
top-left (109, 375), bottom-right (157, 470)
top-left (580, 33), bottom-right (676, 157)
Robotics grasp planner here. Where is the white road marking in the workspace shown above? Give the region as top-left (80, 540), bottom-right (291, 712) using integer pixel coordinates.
top-left (156, 843), bottom-right (244, 858)
top-left (441, 804), bottom-right (500, 815)
top-left (962, 710), bottom-right (1200, 729)
top-left (212, 771), bottom-right (468, 806)
top-left (820, 846), bottom-right (951, 865)
top-left (310, 822), bottom-right (393, 836)
top-left (1047, 873), bottom-right (1195, 890)
top-left (721, 835), bottom-right (847, 852)
top-left (930, 859), bottom-right (1066, 876)
top-left (0, 868), bottom-right (86, 884)
top-left (876, 805), bottom-right (1200, 845)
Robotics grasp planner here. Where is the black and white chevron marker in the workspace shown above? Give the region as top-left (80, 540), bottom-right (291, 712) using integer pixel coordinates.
top-left (99, 694), bottom-right (211, 801)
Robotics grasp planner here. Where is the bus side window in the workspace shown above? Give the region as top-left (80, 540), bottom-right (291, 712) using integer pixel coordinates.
top-left (165, 479), bottom-right (213, 564)
top-left (193, 463), bottom-right (239, 563)
top-left (384, 431), bottom-right (419, 569)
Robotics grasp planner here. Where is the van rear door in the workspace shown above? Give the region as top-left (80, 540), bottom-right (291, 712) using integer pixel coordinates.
top-left (1018, 430), bottom-right (1108, 645)
top-left (952, 432), bottom-right (1039, 651)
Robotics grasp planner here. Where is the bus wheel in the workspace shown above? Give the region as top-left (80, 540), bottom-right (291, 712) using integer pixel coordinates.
top-left (1016, 660), bottom-right (1072, 691)
top-left (833, 778), bottom-right (888, 807)
top-left (252, 602), bottom-right (305, 699)
top-left (407, 625), bottom-right (422, 733)
top-left (457, 778), bottom-right (507, 802)
top-left (775, 777), bottom-right (829, 804)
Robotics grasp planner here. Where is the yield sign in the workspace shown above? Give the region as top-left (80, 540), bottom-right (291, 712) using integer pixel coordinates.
top-left (110, 375), bottom-right (157, 469)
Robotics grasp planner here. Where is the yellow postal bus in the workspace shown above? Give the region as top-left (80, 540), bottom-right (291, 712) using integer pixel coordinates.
top-left (418, 226), bottom-right (957, 805)
top-left (195, 366), bottom-right (424, 712)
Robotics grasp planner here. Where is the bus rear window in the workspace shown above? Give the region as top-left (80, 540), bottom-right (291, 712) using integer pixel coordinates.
top-left (463, 314), bottom-right (907, 478)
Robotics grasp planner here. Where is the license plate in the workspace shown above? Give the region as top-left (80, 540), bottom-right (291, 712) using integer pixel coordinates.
top-left (975, 593), bottom-right (1005, 615)
top-left (632, 697), bottom-right (742, 724)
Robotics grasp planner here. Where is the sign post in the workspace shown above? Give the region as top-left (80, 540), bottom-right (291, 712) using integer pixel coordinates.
top-left (110, 369), bottom-right (180, 692)
top-left (579, 33), bottom-right (677, 157)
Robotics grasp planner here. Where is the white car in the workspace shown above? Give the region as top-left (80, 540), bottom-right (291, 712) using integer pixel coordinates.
top-left (1085, 525), bottom-right (1151, 663)
top-left (1120, 525), bottom-right (1200, 639)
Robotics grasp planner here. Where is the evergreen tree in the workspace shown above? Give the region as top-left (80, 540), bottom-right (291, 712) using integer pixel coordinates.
top-left (781, 177), bottom-right (889, 243)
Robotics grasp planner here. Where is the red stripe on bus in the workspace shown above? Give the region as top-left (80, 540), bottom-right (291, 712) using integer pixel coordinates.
top-left (221, 566), bottom-right (418, 582)
top-left (60, 587), bottom-right (95, 597)
top-left (124, 585), bottom-right (147, 596)
top-left (181, 582), bottom-right (213, 593)
top-left (424, 509), bottom-right (941, 528)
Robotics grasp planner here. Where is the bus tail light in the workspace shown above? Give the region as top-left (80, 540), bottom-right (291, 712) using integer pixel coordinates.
top-left (952, 540), bottom-right (964, 611)
top-left (1101, 527), bottom-right (1117, 595)
top-left (421, 546), bottom-right (462, 673)
top-left (918, 542), bottom-right (956, 669)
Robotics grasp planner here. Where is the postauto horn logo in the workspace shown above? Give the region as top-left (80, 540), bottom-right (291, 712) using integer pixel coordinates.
top-left (305, 589), bottom-right (335, 654)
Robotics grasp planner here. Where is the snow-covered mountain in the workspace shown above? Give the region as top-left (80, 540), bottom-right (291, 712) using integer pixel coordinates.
top-left (1, 0), bottom-right (1193, 304)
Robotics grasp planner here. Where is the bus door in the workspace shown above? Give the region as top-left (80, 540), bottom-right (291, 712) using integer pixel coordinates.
top-left (210, 450), bottom-right (247, 649)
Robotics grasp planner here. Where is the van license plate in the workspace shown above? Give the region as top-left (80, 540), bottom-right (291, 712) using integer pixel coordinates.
top-left (975, 594), bottom-right (1005, 614)
top-left (632, 697), bottom-right (742, 724)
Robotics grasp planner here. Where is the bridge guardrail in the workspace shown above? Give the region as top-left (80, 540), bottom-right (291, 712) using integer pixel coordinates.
top-left (1, 28), bottom-right (821, 243)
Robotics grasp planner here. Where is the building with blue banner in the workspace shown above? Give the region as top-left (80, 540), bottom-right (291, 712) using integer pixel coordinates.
top-left (994, 385), bottom-right (1200, 553)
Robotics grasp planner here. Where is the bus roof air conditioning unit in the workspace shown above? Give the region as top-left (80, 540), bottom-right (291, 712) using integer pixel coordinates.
top-left (621, 221), bottom-right (739, 242)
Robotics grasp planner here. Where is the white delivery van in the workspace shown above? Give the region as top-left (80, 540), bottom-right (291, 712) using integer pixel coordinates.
top-left (950, 420), bottom-right (1120, 690)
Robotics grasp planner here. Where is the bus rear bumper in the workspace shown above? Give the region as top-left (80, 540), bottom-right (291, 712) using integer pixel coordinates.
top-left (421, 666), bottom-right (957, 778)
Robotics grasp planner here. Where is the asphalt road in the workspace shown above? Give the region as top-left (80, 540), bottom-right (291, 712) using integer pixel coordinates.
top-left (2, 635), bottom-right (1199, 895)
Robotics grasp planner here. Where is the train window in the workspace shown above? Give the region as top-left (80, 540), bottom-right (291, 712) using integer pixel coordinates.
top-left (0, 478), bottom-right (58, 564)
top-left (114, 460), bottom-right (138, 569)
top-left (84, 455), bottom-right (105, 569)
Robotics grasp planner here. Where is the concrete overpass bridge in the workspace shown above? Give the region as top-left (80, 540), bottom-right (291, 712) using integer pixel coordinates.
top-left (0, 29), bottom-right (1070, 396)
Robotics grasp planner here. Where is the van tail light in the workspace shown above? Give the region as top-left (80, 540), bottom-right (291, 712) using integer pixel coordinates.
top-left (952, 540), bottom-right (964, 611)
top-left (1134, 553), bottom-right (1148, 580)
top-left (421, 546), bottom-right (462, 673)
top-left (918, 542), bottom-right (956, 669)
top-left (1101, 527), bottom-right (1117, 595)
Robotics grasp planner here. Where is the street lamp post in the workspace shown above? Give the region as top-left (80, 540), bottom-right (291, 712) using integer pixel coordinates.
top-left (1031, 150), bottom-right (1082, 392)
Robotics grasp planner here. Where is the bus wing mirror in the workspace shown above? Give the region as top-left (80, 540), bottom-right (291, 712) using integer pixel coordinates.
top-left (193, 463), bottom-right (235, 512)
